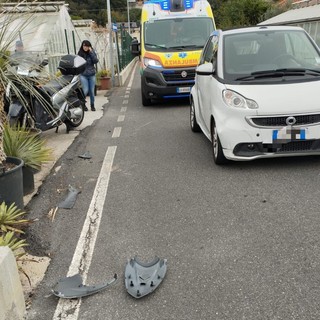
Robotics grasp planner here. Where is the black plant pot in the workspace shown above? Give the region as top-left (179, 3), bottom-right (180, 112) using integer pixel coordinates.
top-left (22, 166), bottom-right (35, 195)
top-left (0, 156), bottom-right (24, 209)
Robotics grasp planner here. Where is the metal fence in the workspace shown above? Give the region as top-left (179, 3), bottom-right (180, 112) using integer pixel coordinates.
top-left (116, 25), bottom-right (135, 72)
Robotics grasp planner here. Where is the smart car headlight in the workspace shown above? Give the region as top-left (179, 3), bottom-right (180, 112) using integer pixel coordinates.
top-left (222, 90), bottom-right (258, 109)
top-left (143, 57), bottom-right (162, 68)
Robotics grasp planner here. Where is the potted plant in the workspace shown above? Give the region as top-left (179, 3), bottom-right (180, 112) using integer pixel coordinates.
top-left (0, 5), bottom-right (43, 208)
top-left (0, 51), bottom-right (25, 208)
top-left (3, 124), bottom-right (52, 195)
top-left (96, 69), bottom-right (111, 90)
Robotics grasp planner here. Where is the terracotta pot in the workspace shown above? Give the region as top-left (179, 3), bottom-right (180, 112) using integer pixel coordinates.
top-left (99, 77), bottom-right (111, 90)
top-left (0, 156), bottom-right (24, 209)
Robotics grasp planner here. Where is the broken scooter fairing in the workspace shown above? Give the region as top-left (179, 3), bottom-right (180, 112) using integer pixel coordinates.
top-left (125, 256), bottom-right (167, 298)
top-left (52, 273), bottom-right (117, 299)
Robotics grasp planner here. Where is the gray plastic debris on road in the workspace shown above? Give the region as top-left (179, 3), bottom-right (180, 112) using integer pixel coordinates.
top-left (125, 256), bottom-right (167, 298)
top-left (52, 273), bottom-right (118, 299)
top-left (78, 151), bottom-right (92, 159)
top-left (57, 185), bottom-right (81, 209)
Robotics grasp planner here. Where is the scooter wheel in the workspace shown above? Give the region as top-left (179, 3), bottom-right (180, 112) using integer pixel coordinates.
top-left (66, 103), bottom-right (85, 127)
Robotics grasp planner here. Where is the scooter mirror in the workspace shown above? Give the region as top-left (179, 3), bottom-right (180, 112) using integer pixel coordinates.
top-left (40, 59), bottom-right (48, 67)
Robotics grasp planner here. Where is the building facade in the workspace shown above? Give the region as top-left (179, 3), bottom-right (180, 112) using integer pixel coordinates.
top-left (260, 0), bottom-right (320, 46)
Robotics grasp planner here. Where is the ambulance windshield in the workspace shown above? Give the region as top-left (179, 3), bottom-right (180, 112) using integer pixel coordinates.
top-left (144, 17), bottom-right (214, 51)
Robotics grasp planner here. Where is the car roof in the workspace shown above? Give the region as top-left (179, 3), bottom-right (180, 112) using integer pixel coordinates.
top-left (210, 25), bottom-right (304, 37)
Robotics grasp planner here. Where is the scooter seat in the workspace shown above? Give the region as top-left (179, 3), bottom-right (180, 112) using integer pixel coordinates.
top-left (42, 75), bottom-right (74, 95)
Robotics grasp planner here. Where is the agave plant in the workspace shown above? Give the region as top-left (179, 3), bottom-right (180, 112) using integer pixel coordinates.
top-left (0, 231), bottom-right (28, 258)
top-left (0, 201), bottom-right (32, 234)
top-left (3, 124), bottom-right (52, 170)
top-left (0, 2), bottom-right (53, 172)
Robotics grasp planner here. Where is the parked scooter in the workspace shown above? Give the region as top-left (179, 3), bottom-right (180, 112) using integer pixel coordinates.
top-left (6, 53), bottom-right (87, 133)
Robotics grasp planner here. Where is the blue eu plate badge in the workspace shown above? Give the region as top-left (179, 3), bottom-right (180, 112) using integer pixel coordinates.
top-left (273, 127), bottom-right (306, 143)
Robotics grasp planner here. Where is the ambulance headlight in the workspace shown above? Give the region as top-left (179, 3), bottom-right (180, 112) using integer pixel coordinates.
top-left (143, 57), bottom-right (162, 68)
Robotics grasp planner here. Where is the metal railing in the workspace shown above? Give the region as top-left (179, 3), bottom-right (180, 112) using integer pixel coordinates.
top-left (116, 25), bottom-right (135, 72)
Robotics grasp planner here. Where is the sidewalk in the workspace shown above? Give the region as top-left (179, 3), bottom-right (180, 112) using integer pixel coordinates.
top-left (23, 90), bottom-right (108, 207)
top-left (24, 56), bottom-right (138, 207)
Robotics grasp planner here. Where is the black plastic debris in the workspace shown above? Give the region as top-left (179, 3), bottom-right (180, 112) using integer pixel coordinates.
top-left (57, 185), bottom-right (81, 209)
top-left (78, 151), bottom-right (92, 159)
top-left (52, 273), bottom-right (117, 299)
top-left (125, 256), bottom-right (167, 299)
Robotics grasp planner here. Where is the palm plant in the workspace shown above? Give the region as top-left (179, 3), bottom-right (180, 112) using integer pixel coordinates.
top-left (3, 124), bottom-right (52, 171)
top-left (0, 2), bottom-right (53, 172)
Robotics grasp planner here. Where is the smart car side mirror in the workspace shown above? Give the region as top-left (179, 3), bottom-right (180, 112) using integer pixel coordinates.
top-left (196, 63), bottom-right (214, 76)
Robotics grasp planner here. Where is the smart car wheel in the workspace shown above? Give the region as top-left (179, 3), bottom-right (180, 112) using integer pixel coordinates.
top-left (211, 120), bottom-right (227, 165)
top-left (190, 99), bottom-right (201, 132)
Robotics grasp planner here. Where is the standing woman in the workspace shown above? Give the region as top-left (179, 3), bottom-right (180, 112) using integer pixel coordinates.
top-left (78, 40), bottom-right (99, 111)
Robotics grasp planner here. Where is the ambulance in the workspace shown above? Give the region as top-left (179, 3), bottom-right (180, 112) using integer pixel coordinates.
top-left (131, 0), bottom-right (215, 106)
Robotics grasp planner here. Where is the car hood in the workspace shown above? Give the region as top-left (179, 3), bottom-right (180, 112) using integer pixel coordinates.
top-left (226, 80), bottom-right (320, 115)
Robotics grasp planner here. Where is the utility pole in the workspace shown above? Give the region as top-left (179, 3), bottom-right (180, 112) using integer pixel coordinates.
top-left (106, 0), bottom-right (114, 86)
top-left (127, 0), bottom-right (131, 34)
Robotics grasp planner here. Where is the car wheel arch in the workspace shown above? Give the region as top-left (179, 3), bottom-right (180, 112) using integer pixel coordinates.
top-left (210, 116), bottom-right (228, 164)
top-left (210, 116), bottom-right (215, 139)
top-left (190, 95), bottom-right (201, 133)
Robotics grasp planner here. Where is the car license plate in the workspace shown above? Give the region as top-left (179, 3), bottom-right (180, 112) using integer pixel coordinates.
top-left (272, 127), bottom-right (307, 143)
top-left (177, 87), bottom-right (191, 93)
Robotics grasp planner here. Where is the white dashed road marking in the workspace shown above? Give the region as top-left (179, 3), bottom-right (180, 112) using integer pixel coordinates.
top-left (117, 115), bottom-right (125, 122)
top-left (112, 127), bottom-right (122, 138)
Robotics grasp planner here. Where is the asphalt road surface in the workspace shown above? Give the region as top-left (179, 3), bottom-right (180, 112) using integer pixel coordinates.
top-left (25, 65), bottom-right (320, 320)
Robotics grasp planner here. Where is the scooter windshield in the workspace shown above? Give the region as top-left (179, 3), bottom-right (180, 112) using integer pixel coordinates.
top-left (9, 51), bottom-right (45, 75)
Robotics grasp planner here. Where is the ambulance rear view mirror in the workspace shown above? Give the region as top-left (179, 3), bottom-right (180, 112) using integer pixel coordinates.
top-left (130, 38), bottom-right (140, 56)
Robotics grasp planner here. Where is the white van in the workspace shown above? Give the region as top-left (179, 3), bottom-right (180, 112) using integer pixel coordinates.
top-left (190, 26), bottom-right (320, 164)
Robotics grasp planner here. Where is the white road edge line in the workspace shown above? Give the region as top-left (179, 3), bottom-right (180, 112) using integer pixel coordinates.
top-left (53, 146), bottom-right (117, 320)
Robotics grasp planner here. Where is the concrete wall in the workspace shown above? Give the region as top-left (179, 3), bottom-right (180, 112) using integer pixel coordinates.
top-left (118, 57), bottom-right (138, 86)
top-left (0, 246), bottom-right (25, 320)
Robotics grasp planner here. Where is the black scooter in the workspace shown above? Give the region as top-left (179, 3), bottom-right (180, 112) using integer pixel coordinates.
top-left (6, 54), bottom-right (86, 133)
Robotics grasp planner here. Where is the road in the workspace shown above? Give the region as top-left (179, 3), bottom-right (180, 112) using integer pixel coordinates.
top-left (25, 63), bottom-right (320, 320)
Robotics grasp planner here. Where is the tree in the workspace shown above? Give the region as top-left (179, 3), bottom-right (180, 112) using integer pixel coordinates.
top-left (262, 0), bottom-right (293, 21)
top-left (216, 0), bottom-right (272, 29)
top-left (130, 8), bottom-right (142, 24)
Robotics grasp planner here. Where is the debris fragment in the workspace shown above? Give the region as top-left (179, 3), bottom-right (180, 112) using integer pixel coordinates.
top-left (78, 151), bottom-right (92, 159)
top-left (52, 273), bottom-right (117, 299)
top-left (57, 185), bottom-right (81, 209)
top-left (125, 256), bottom-right (167, 298)
top-left (48, 207), bottom-right (59, 222)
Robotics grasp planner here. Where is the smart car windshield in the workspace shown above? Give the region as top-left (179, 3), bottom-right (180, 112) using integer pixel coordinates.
top-left (223, 30), bottom-right (320, 82)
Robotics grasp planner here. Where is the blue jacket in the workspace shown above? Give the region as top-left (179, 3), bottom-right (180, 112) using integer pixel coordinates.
top-left (82, 51), bottom-right (99, 77)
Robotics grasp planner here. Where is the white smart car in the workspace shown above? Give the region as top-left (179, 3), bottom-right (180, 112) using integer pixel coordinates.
top-left (190, 26), bottom-right (320, 164)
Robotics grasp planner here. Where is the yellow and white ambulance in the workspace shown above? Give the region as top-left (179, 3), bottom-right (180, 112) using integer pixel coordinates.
top-left (131, 0), bottom-right (215, 106)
